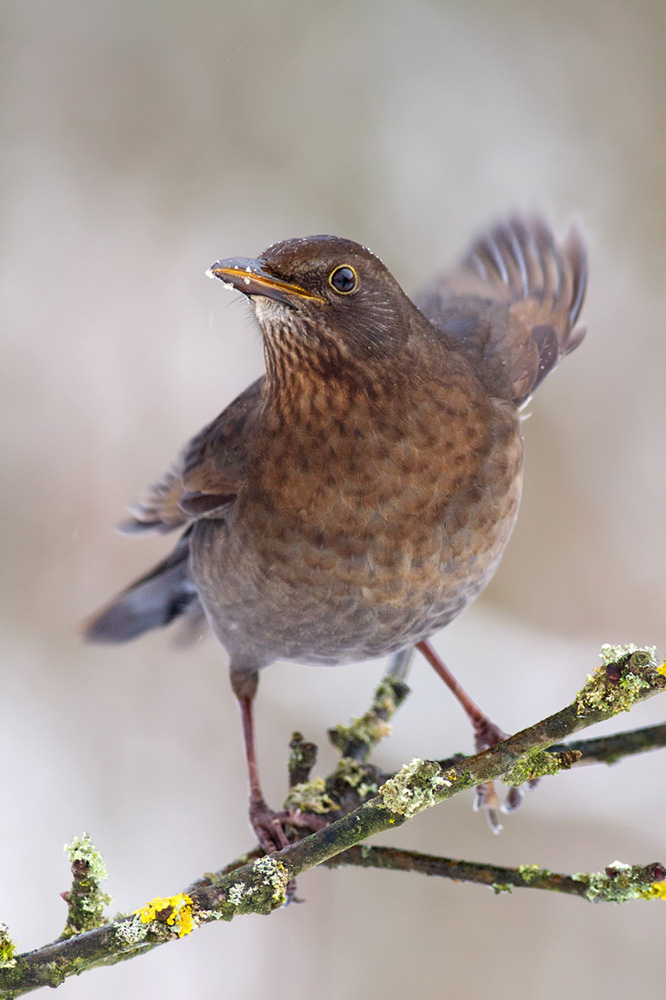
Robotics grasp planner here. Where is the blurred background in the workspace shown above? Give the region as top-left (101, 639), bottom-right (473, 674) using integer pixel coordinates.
top-left (2, 0), bottom-right (665, 996)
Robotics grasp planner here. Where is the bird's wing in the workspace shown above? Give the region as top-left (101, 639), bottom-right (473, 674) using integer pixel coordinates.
top-left (120, 376), bottom-right (264, 533)
top-left (414, 215), bottom-right (587, 405)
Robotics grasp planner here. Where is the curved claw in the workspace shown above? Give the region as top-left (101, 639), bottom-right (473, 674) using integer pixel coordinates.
top-left (474, 781), bottom-right (503, 834)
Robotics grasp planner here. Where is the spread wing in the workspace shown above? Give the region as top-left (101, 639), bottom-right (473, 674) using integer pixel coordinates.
top-left (120, 376), bottom-right (264, 534)
top-left (414, 215), bottom-right (587, 406)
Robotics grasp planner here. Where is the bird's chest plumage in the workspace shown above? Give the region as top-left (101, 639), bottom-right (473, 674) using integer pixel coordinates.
top-left (191, 369), bottom-right (524, 668)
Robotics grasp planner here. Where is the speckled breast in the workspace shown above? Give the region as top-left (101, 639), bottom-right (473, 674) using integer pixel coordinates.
top-left (190, 380), bottom-right (523, 672)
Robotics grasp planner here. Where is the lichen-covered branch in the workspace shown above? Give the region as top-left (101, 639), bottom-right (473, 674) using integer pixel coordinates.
top-left (60, 835), bottom-right (112, 939)
top-left (1, 646), bottom-right (665, 998)
top-left (554, 721), bottom-right (666, 766)
top-left (321, 846), bottom-right (666, 902)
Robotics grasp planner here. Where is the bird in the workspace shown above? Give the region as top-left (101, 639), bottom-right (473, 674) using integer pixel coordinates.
top-left (84, 214), bottom-right (587, 849)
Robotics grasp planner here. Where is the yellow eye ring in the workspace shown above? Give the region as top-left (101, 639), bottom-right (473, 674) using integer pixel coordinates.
top-left (329, 265), bottom-right (358, 294)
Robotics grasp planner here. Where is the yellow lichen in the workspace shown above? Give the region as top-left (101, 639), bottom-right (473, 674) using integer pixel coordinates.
top-left (135, 893), bottom-right (194, 937)
top-left (642, 880), bottom-right (666, 901)
top-left (574, 861), bottom-right (666, 903)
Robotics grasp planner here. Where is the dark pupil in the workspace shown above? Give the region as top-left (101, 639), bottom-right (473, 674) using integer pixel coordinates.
top-left (331, 266), bottom-right (356, 292)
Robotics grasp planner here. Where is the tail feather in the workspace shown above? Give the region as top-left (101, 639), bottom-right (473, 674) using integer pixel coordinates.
top-left (83, 532), bottom-right (200, 644)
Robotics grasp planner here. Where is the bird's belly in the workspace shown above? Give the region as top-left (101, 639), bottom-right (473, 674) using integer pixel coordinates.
top-left (190, 414), bottom-right (523, 668)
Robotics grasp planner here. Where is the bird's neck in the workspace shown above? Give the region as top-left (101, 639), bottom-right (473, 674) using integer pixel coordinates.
top-left (261, 317), bottom-right (395, 426)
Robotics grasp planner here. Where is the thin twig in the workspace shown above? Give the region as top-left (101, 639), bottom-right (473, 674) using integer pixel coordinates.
top-left (554, 721), bottom-right (666, 766)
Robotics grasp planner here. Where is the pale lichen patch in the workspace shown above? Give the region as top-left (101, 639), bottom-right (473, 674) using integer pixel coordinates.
top-left (65, 834), bottom-right (108, 884)
top-left (335, 757), bottom-right (379, 798)
top-left (227, 883), bottom-right (256, 908)
top-left (252, 855), bottom-right (290, 906)
top-left (284, 777), bottom-right (339, 814)
top-left (114, 915), bottom-right (149, 948)
top-left (599, 644), bottom-right (656, 666)
top-left (61, 834), bottom-right (112, 936)
top-left (379, 758), bottom-right (451, 818)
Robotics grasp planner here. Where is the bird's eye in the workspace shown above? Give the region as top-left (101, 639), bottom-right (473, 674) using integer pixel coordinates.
top-left (329, 265), bottom-right (358, 294)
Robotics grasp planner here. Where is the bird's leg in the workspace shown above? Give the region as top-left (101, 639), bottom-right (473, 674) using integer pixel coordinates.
top-left (232, 670), bottom-right (291, 854)
top-left (387, 645), bottom-right (415, 681)
top-left (415, 640), bottom-right (507, 746)
top-left (415, 640), bottom-right (523, 831)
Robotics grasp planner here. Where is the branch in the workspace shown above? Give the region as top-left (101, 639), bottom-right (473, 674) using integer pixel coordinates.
top-left (321, 845), bottom-right (666, 902)
top-left (1, 646), bottom-right (665, 997)
top-left (554, 721), bottom-right (666, 766)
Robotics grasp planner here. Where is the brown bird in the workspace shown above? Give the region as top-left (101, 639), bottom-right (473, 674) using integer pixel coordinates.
top-left (84, 215), bottom-right (587, 848)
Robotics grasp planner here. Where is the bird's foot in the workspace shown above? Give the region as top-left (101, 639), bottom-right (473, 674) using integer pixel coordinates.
top-left (473, 780), bottom-right (503, 834)
top-left (471, 717), bottom-right (538, 831)
top-left (249, 798), bottom-right (331, 855)
top-left (284, 807), bottom-right (331, 835)
top-left (249, 796), bottom-right (291, 854)
top-left (473, 716), bottom-right (509, 753)
top-left (248, 800), bottom-right (332, 905)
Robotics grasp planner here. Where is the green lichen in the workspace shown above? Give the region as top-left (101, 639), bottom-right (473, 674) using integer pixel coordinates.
top-left (518, 864), bottom-right (552, 885)
top-left (65, 834), bottom-right (108, 884)
top-left (503, 749), bottom-right (578, 787)
top-left (491, 883), bottom-right (513, 895)
top-left (336, 757), bottom-right (365, 787)
top-left (0, 921), bottom-right (17, 968)
top-left (61, 834), bottom-right (112, 937)
top-left (288, 733), bottom-right (314, 770)
top-left (329, 677), bottom-right (408, 755)
top-left (575, 646), bottom-right (657, 716)
top-left (284, 776), bottom-right (339, 814)
top-left (379, 758), bottom-right (451, 818)
top-left (334, 757), bottom-right (379, 798)
top-left (329, 715), bottom-right (392, 753)
top-left (574, 861), bottom-right (660, 903)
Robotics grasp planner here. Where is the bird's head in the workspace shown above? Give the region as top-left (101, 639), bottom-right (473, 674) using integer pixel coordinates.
top-left (207, 236), bottom-right (420, 384)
